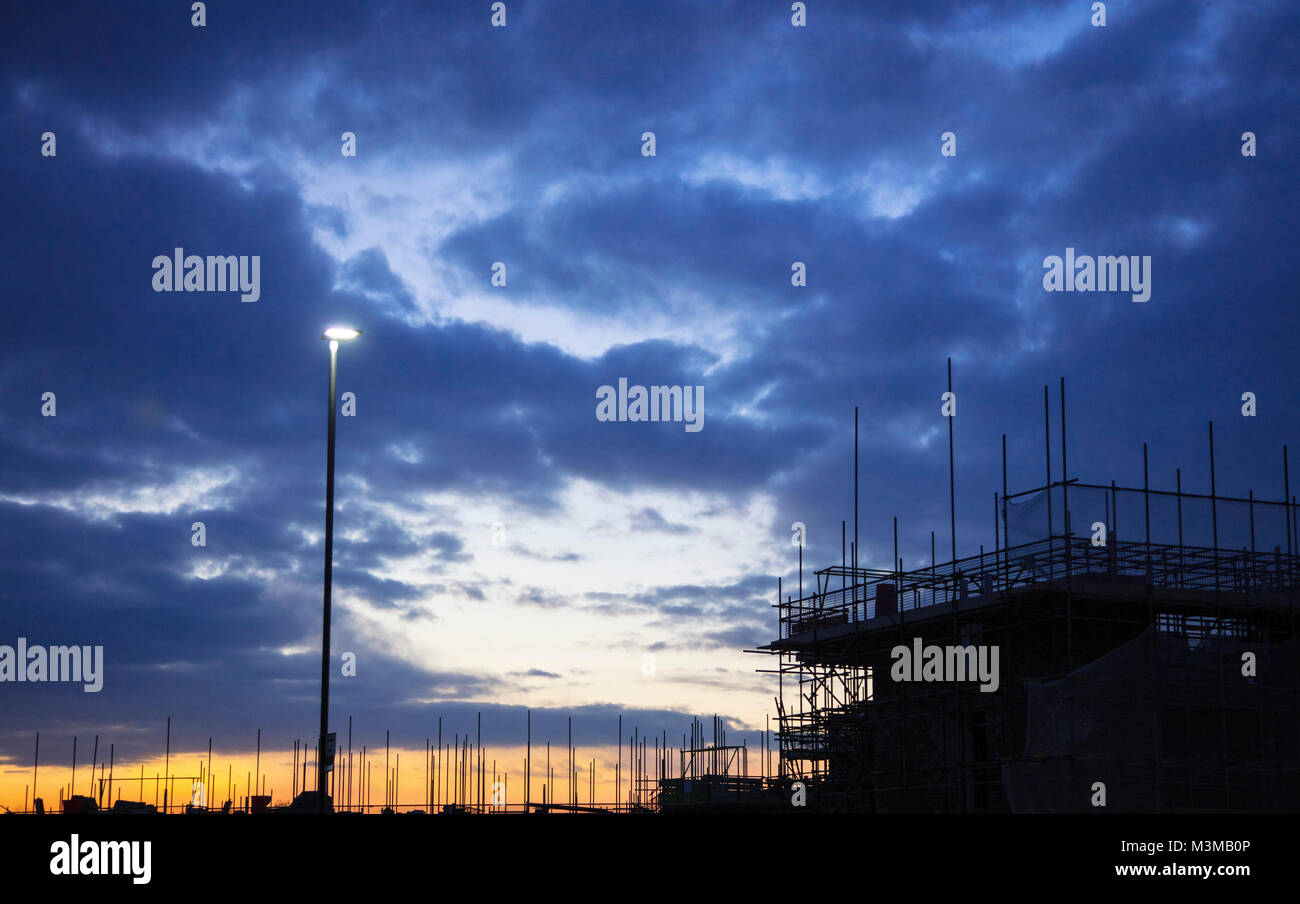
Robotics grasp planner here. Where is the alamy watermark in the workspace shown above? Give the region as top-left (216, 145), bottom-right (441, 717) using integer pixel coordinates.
top-left (0, 638), bottom-right (103, 692)
top-left (596, 378), bottom-right (703, 432)
top-left (1042, 248), bottom-right (1151, 302)
top-left (50, 835), bottom-right (150, 885)
top-left (152, 247), bottom-right (261, 302)
top-left (890, 637), bottom-right (999, 693)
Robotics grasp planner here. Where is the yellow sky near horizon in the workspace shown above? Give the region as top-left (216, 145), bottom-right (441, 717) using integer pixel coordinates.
top-left (0, 737), bottom-right (779, 813)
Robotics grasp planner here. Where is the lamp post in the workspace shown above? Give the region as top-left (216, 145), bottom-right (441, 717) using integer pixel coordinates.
top-left (319, 326), bottom-right (360, 813)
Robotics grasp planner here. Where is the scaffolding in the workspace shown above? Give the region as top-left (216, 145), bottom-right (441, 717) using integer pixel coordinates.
top-left (758, 477), bottom-right (1300, 813)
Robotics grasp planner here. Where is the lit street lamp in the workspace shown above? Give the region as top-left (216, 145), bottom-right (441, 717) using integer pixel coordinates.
top-left (319, 325), bottom-right (360, 813)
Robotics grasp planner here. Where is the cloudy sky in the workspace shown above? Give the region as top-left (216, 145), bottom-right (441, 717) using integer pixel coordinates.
top-left (1, 0), bottom-right (1296, 808)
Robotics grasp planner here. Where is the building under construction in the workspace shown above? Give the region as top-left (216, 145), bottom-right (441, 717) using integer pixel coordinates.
top-left (757, 390), bottom-right (1300, 814)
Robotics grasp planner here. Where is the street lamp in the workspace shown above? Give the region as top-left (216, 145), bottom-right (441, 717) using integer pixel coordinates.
top-left (319, 325), bottom-right (361, 813)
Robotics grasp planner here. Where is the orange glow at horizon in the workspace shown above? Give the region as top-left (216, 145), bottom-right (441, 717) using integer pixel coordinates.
top-left (0, 737), bottom-right (780, 813)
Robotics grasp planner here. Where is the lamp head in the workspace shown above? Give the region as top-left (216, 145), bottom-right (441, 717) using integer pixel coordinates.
top-left (322, 326), bottom-right (362, 342)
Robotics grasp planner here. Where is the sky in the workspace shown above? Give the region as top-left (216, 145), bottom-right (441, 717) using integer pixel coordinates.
top-left (0, 0), bottom-right (1297, 810)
